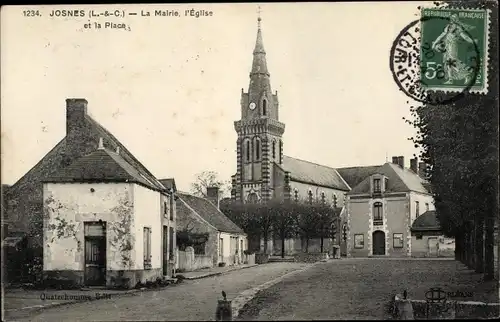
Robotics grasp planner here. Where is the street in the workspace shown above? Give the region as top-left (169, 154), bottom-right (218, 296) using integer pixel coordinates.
top-left (237, 258), bottom-right (498, 320)
top-left (4, 262), bottom-right (309, 321)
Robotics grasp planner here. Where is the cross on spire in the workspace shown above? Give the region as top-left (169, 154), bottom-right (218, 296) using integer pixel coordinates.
top-left (257, 5), bottom-right (262, 29)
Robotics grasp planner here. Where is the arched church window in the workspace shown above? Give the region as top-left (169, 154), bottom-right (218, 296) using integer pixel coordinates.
top-left (245, 140), bottom-right (251, 162)
top-left (255, 138), bottom-right (261, 161)
top-left (262, 99), bottom-right (267, 116)
top-left (294, 188), bottom-right (299, 202)
top-left (272, 140), bottom-right (276, 159)
top-left (321, 191), bottom-right (326, 204)
top-left (308, 189), bottom-right (313, 204)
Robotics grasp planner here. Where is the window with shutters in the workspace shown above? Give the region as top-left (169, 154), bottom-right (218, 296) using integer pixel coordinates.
top-left (373, 202), bottom-right (383, 226)
top-left (144, 227), bottom-right (152, 269)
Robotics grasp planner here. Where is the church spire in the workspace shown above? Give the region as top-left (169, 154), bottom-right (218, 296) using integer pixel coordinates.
top-left (251, 6), bottom-right (269, 76)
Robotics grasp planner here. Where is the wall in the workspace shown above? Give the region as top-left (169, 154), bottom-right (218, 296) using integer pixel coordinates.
top-left (409, 192), bottom-right (435, 225)
top-left (347, 194), bottom-right (408, 257)
top-left (290, 181), bottom-right (346, 208)
top-left (43, 182), bottom-right (135, 285)
top-left (133, 184), bottom-right (163, 281)
top-left (347, 197), bottom-right (370, 257)
top-left (177, 247), bottom-right (212, 272)
top-left (411, 234), bottom-right (455, 257)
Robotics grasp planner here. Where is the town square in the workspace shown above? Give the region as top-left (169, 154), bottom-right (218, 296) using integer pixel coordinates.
top-left (1, 2), bottom-right (498, 321)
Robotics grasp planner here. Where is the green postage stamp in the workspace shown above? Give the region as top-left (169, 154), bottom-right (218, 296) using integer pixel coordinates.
top-left (420, 8), bottom-right (490, 93)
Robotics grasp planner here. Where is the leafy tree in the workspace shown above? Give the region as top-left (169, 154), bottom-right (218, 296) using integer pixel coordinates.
top-left (270, 200), bottom-right (298, 258)
top-left (406, 0), bottom-right (498, 280)
top-left (295, 203), bottom-right (317, 252)
top-left (190, 171), bottom-right (231, 198)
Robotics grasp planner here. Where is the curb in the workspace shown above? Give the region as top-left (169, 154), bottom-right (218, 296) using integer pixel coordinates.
top-left (231, 260), bottom-right (327, 320)
top-left (183, 264), bottom-right (259, 280)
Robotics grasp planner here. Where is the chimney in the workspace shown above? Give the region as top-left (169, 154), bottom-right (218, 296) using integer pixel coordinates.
top-left (392, 156), bottom-right (398, 164)
top-left (206, 187), bottom-right (220, 210)
top-left (418, 162), bottom-right (427, 178)
top-left (410, 157), bottom-right (418, 173)
top-left (397, 156), bottom-right (405, 169)
top-left (66, 98), bottom-right (88, 135)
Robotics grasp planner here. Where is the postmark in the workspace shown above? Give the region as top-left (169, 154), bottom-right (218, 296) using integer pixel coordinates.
top-left (390, 7), bottom-right (490, 105)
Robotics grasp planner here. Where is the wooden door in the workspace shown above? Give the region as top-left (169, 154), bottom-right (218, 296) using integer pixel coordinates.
top-left (84, 221), bottom-right (106, 286)
top-left (372, 231), bottom-right (386, 255)
top-left (84, 237), bottom-right (106, 286)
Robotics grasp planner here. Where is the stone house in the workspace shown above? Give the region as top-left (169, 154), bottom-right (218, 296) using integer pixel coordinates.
top-left (42, 139), bottom-right (177, 288)
top-left (344, 156), bottom-right (435, 257)
top-left (176, 187), bottom-right (248, 269)
top-left (3, 98), bottom-right (176, 287)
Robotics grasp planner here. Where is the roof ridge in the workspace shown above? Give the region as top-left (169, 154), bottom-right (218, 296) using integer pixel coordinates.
top-left (337, 165), bottom-right (383, 170)
top-left (284, 155), bottom-right (337, 170)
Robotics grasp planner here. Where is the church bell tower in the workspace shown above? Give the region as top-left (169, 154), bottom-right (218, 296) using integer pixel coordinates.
top-left (232, 11), bottom-right (286, 204)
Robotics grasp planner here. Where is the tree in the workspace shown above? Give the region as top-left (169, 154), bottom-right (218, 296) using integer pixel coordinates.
top-left (406, 0), bottom-right (498, 281)
top-left (270, 200), bottom-right (298, 258)
top-left (191, 171), bottom-right (231, 198)
top-left (295, 203), bottom-right (317, 253)
top-left (315, 204), bottom-right (340, 253)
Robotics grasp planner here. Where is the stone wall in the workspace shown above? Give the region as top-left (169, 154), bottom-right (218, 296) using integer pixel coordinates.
top-left (177, 247), bottom-right (213, 272)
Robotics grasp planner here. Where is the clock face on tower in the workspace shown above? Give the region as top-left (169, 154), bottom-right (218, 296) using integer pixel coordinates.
top-left (249, 102), bottom-right (256, 110)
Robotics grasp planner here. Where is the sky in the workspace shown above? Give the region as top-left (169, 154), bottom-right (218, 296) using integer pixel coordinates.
top-left (1, 2), bottom-right (428, 195)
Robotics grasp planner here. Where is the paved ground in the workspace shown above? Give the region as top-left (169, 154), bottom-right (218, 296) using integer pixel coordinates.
top-left (237, 258), bottom-right (499, 320)
top-left (4, 262), bottom-right (309, 321)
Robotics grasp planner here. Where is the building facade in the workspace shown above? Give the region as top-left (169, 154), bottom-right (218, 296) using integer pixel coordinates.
top-left (43, 142), bottom-right (177, 288)
top-left (344, 157), bottom-right (436, 257)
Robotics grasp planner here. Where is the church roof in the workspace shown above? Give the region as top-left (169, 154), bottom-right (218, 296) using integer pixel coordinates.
top-left (282, 155), bottom-right (350, 191)
top-left (43, 148), bottom-right (166, 192)
top-left (176, 192), bottom-right (245, 235)
top-left (411, 210), bottom-right (441, 232)
top-left (347, 162), bottom-right (431, 195)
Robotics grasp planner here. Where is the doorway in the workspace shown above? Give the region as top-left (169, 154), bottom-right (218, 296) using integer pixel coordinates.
top-left (372, 230), bottom-right (386, 255)
top-left (84, 221), bottom-right (107, 286)
top-left (428, 237), bottom-right (439, 257)
top-left (163, 226), bottom-right (169, 276)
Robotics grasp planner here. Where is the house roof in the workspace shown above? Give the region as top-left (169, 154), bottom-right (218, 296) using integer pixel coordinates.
top-left (282, 155), bottom-right (350, 191)
top-left (348, 163), bottom-right (431, 195)
top-left (176, 192), bottom-right (245, 234)
top-left (159, 178), bottom-right (177, 192)
top-left (43, 148), bottom-right (165, 192)
top-left (336, 165), bottom-right (382, 188)
top-left (411, 210), bottom-right (441, 232)
top-left (86, 116), bottom-right (166, 191)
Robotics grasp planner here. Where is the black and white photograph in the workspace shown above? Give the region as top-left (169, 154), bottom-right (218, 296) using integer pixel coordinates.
top-left (1, 1), bottom-right (499, 321)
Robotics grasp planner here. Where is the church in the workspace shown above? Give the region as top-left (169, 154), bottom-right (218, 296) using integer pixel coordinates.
top-left (230, 15), bottom-right (350, 210)
top-left (230, 14), bottom-right (439, 258)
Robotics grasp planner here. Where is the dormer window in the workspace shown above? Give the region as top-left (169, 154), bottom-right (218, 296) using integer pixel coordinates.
top-left (384, 178), bottom-right (389, 191)
top-left (373, 178), bottom-right (381, 193)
